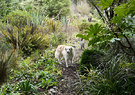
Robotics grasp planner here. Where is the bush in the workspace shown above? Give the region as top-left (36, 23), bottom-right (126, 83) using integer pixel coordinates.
top-left (44, 0), bottom-right (71, 17)
top-left (79, 57), bottom-right (135, 95)
top-left (0, 51), bottom-right (17, 85)
top-left (49, 32), bottom-right (66, 47)
top-left (44, 17), bottom-right (63, 33)
top-left (80, 49), bottom-right (104, 75)
top-left (3, 10), bottom-right (31, 28)
top-left (0, 25), bottom-right (49, 57)
top-left (78, 22), bottom-right (91, 31)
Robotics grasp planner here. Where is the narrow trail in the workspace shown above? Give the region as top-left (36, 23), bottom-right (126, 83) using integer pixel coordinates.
top-left (49, 26), bottom-right (86, 95)
top-left (57, 48), bottom-right (83, 95)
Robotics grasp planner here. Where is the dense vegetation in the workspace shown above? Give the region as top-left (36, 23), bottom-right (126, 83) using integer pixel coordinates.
top-left (0, 0), bottom-right (135, 94)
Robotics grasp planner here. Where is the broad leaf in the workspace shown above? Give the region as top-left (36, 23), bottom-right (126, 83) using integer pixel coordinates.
top-left (98, 0), bottom-right (113, 9)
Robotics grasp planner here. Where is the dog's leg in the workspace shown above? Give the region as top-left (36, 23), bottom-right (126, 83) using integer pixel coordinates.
top-left (71, 55), bottom-right (74, 64)
top-left (65, 58), bottom-right (68, 67)
top-left (58, 57), bottom-right (62, 64)
top-left (66, 63), bottom-right (68, 67)
top-left (55, 52), bottom-right (62, 64)
top-left (65, 61), bottom-right (68, 67)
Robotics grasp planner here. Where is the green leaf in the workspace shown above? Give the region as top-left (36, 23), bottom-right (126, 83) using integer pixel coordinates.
top-left (76, 34), bottom-right (89, 40)
top-left (46, 79), bottom-right (52, 84)
top-left (98, 0), bottom-right (113, 9)
top-left (110, 38), bottom-right (120, 43)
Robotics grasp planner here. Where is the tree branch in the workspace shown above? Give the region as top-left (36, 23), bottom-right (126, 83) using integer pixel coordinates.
top-left (53, 8), bottom-right (63, 20)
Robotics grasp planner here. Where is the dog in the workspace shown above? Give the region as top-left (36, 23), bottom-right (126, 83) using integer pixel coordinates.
top-left (55, 45), bottom-right (75, 67)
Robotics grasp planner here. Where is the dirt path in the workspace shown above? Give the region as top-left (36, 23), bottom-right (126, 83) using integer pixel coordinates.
top-left (57, 48), bottom-right (83, 95)
top-left (55, 27), bottom-right (86, 95)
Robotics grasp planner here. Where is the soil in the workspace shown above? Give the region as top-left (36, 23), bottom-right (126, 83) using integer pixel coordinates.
top-left (52, 27), bottom-right (85, 95)
top-left (57, 48), bottom-right (84, 95)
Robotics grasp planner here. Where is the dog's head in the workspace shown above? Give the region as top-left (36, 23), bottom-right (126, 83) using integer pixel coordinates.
top-left (65, 46), bottom-right (73, 54)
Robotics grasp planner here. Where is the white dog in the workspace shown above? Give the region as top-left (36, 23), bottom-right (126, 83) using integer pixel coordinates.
top-left (55, 45), bottom-right (75, 67)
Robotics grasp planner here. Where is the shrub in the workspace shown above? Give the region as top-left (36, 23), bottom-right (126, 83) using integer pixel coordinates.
top-left (0, 21), bottom-right (11, 31)
top-left (79, 57), bottom-right (135, 95)
top-left (49, 32), bottom-right (66, 47)
top-left (44, 17), bottom-right (63, 33)
top-left (0, 40), bottom-right (18, 85)
top-left (0, 51), bottom-right (17, 85)
top-left (78, 22), bottom-right (91, 31)
top-left (44, 0), bottom-right (71, 17)
top-left (3, 10), bottom-right (31, 28)
top-left (80, 49), bottom-right (104, 75)
top-left (1, 25), bottom-right (49, 57)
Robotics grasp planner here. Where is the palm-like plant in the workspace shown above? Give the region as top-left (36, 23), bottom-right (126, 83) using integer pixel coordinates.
top-left (1, 25), bottom-right (49, 57)
top-left (0, 49), bottom-right (17, 85)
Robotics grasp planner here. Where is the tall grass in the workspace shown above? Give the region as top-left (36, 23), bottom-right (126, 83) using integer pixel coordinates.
top-left (79, 54), bottom-right (135, 95)
top-left (0, 43), bottom-right (17, 85)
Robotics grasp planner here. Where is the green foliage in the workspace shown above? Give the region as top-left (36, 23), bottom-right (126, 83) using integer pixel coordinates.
top-left (3, 10), bottom-right (32, 28)
top-left (37, 71), bottom-right (58, 89)
top-left (37, 50), bottom-right (61, 75)
top-left (0, 0), bottom-right (8, 18)
top-left (17, 79), bottom-right (37, 94)
top-left (0, 21), bottom-right (11, 31)
top-left (45, 17), bottom-right (63, 33)
top-left (50, 32), bottom-right (66, 47)
top-left (44, 0), bottom-right (71, 17)
top-left (0, 83), bottom-right (18, 95)
top-left (79, 57), bottom-right (135, 95)
top-left (19, 0), bottom-right (47, 11)
top-left (114, 0), bottom-right (135, 17)
top-left (29, 10), bottom-right (46, 26)
top-left (87, 0), bottom-right (135, 55)
top-left (1, 48), bottom-right (61, 94)
top-left (0, 49), bottom-right (17, 85)
top-left (98, 0), bottom-right (113, 9)
top-left (77, 23), bottom-right (114, 47)
top-left (0, 0), bottom-right (19, 19)
top-left (80, 49), bottom-right (104, 75)
top-left (78, 22), bottom-right (91, 31)
top-left (1, 25), bottom-right (49, 57)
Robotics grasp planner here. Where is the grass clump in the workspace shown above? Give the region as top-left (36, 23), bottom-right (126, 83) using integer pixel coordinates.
top-left (79, 57), bottom-right (135, 95)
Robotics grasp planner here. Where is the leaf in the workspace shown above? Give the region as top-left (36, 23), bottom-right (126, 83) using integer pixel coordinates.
top-left (46, 79), bottom-right (52, 84)
top-left (98, 0), bottom-right (113, 9)
top-left (110, 38), bottom-right (120, 43)
top-left (111, 16), bottom-right (123, 24)
top-left (76, 34), bottom-right (89, 40)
